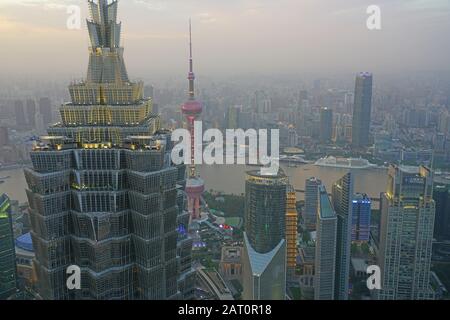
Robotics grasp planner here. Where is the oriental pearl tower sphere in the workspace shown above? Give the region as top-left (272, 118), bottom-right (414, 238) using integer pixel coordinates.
top-left (182, 21), bottom-right (205, 222)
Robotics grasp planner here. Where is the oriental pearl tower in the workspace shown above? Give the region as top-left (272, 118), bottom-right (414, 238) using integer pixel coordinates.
top-left (182, 21), bottom-right (205, 222)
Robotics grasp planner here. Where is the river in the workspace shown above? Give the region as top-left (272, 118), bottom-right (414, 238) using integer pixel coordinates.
top-left (0, 164), bottom-right (388, 209)
top-left (198, 164), bottom-right (387, 209)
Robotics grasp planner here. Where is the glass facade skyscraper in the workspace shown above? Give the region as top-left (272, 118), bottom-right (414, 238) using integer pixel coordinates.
top-left (0, 194), bottom-right (17, 299)
top-left (319, 107), bottom-right (333, 143)
top-left (351, 193), bottom-right (371, 242)
top-left (314, 185), bottom-right (337, 300)
top-left (24, 0), bottom-right (192, 300)
top-left (433, 184), bottom-right (450, 241)
top-left (242, 170), bottom-right (288, 300)
top-left (378, 165), bottom-right (435, 300)
top-left (304, 177), bottom-right (322, 231)
top-left (244, 171), bottom-right (287, 253)
top-left (351, 72), bottom-right (373, 148)
top-left (332, 172), bottom-right (353, 300)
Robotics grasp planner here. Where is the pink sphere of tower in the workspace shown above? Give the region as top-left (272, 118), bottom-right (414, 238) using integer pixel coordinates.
top-left (185, 177), bottom-right (205, 221)
top-left (182, 100), bottom-right (203, 115)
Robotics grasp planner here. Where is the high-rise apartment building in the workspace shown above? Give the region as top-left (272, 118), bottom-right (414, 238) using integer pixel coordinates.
top-left (242, 170), bottom-right (288, 300)
top-left (24, 0), bottom-right (192, 300)
top-left (351, 72), bottom-right (373, 148)
top-left (304, 177), bottom-right (322, 230)
top-left (314, 185), bottom-right (337, 300)
top-left (332, 172), bottom-right (353, 300)
top-left (378, 165), bottom-right (435, 300)
top-left (352, 193), bottom-right (371, 242)
top-left (0, 194), bottom-right (17, 299)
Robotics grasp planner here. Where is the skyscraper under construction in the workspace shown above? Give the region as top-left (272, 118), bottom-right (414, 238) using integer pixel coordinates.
top-left (24, 0), bottom-right (193, 300)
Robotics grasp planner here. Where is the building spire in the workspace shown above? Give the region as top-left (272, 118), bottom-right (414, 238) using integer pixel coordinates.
top-left (87, 0), bottom-right (120, 49)
top-left (188, 19), bottom-right (195, 100)
top-left (189, 18), bottom-right (193, 63)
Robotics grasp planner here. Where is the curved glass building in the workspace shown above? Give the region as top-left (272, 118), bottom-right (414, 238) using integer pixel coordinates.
top-left (242, 170), bottom-right (288, 300)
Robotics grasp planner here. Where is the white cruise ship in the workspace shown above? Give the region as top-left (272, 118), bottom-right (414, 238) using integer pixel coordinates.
top-left (279, 155), bottom-right (310, 164)
top-left (314, 156), bottom-right (376, 169)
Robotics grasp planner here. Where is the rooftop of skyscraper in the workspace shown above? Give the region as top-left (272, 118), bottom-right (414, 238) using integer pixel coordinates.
top-left (398, 164), bottom-right (421, 174)
top-left (318, 185), bottom-right (335, 219)
top-left (246, 170), bottom-right (288, 185)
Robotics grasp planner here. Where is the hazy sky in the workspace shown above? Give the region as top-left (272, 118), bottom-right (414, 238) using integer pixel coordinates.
top-left (0, 0), bottom-right (449, 78)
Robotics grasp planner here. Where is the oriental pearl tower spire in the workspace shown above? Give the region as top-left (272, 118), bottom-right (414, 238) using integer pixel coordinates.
top-left (182, 20), bottom-right (205, 222)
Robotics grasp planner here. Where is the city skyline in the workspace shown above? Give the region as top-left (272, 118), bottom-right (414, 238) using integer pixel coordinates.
top-left (1, 0), bottom-right (450, 77)
top-left (0, 0), bottom-right (448, 303)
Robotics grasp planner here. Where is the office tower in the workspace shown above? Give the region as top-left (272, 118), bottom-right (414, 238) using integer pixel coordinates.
top-left (438, 111), bottom-right (450, 135)
top-left (181, 21), bottom-right (205, 222)
top-left (226, 106), bottom-right (240, 129)
top-left (378, 165), bottom-right (435, 300)
top-left (143, 86), bottom-right (157, 114)
top-left (319, 107), bottom-right (333, 143)
top-left (242, 170), bottom-right (288, 300)
top-left (0, 127), bottom-right (9, 147)
top-left (24, 0), bottom-right (190, 300)
top-left (238, 111), bottom-right (252, 130)
top-left (344, 92), bottom-right (354, 114)
top-left (219, 245), bottom-right (243, 282)
top-left (175, 168), bottom-right (196, 300)
top-left (153, 103), bottom-right (159, 115)
top-left (298, 90), bottom-right (308, 106)
top-left (313, 79), bottom-right (322, 93)
top-left (352, 193), bottom-right (371, 242)
top-left (314, 185), bottom-right (337, 300)
top-left (287, 127), bottom-right (297, 147)
top-left (296, 91), bottom-right (310, 137)
top-left (261, 99), bottom-right (272, 114)
top-left (14, 232), bottom-right (36, 288)
top-left (298, 247), bottom-right (315, 299)
top-left (253, 90), bottom-right (265, 112)
top-left (304, 177), bottom-right (322, 230)
top-left (145, 85), bottom-right (154, 99)
top-left (15, 100), bottom-right (26, 126)
top-left (286, 186), bottom-right (298, 276)
top-left (0, 194), bottom-right (17, 299)
top-left (403, 108), bottom-right (429, 128)
top-left (332, 172), bottom-right (353, 300)
top-left (433, 133), bottom-right (446, 152)
top-left (26, 99), bottom-right (36, 128)
top-left (433, 185), bottom-right (450, 241)
top-left (351, 72), bottom-right (373, 148)
top-left (38, 98), bottom-right (52, 126)
top-left (35, 112), bottom-right (46, 135)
